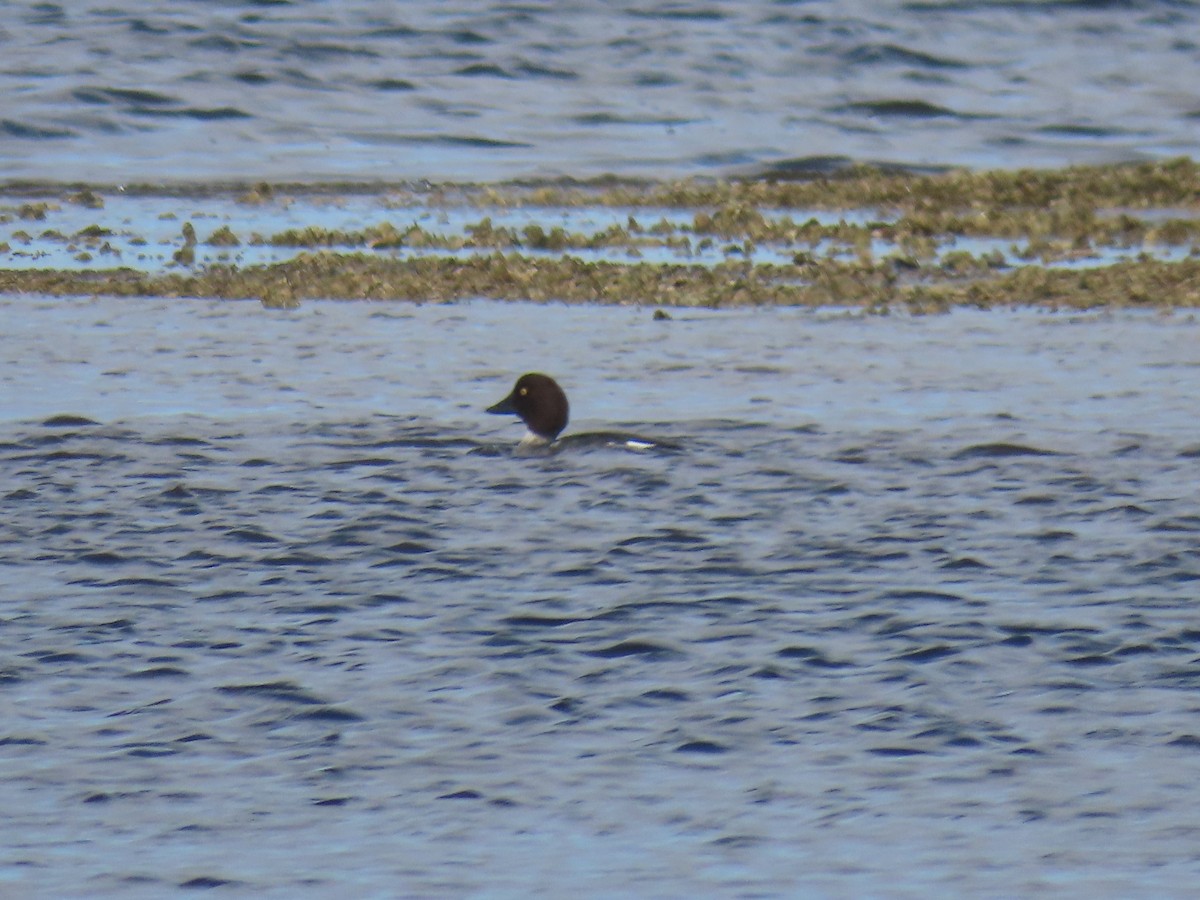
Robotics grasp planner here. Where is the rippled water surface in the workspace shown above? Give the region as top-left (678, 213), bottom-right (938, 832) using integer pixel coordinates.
top-left (3, 297), bottom-right (1200, 896)
top-left (2, 1), bottom-right (1198, 182)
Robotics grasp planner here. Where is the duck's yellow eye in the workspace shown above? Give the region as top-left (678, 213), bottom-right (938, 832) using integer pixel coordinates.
top-left (519, 387), bottom-right (528, 396)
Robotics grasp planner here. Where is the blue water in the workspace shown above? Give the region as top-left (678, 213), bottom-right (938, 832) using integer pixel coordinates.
top-left (2, 1), bottom-right (1198, 183)
top-left (3, 297), bottom-right (1200, 896)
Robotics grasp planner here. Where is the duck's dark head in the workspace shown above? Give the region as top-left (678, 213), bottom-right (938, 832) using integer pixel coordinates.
top-left (487, 373), bottom-right (570, 443)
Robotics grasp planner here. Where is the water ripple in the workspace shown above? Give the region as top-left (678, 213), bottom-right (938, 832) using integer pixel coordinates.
top-left (2, 300), bottom-right (1200, 894)
top-left (1, 2), bottom-right (1196, 180)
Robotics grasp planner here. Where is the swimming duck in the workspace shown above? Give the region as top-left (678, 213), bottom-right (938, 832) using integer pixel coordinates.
top-left (486, 372), bottom-right (675, 454)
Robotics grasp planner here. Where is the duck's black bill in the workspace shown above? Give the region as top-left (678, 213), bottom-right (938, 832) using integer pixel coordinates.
top-left (486, 395), bottom-right (516, 415)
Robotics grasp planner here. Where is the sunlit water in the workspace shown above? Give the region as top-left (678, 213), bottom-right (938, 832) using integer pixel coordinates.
top-left (3, 296), bottom-right (1200, 896)
top-left (3, 1), bottom-right (1198, 182)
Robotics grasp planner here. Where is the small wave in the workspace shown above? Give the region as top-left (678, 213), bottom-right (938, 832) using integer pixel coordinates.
top-left (445, 29), bottom-right (490, 45)
top-left (126, 666), bottom-right (189, 679)
top-left (455, 63), bottom-right (514, 79)
top-left (348, 132), bottom-right (533, 149)
top-left (514, 61), bottom-right (579, 81)
top-left (1, 119), bottom-right (76, 139)
top-left (42, 413), bottom-right (99, 427)
top-left (953, 442), bottom-right (1060, 459)
top-left (941, 556), bottom-right (990, 569)
top-left (187, 35), bottom-right (255, 53)
top-left (628, 7), bottom-right (728, 20)
top-left (587, 640), bottom-right (680, 659)
top-left (776, 646), bottom-right (852, 668)
top-left (73, 87), bottom-right (178, 107)
top-left (832, 99), bottom-right (973, 119)
top-left (217, 681), bottom-right (327, 705)
top-left (892, 644), bottom-right (958, 663)
top-left (501, 614), bottom-right (585, 628)
top-left (1038, 123), bottom-right (1126, 139)
top-left (675, 740), bottom-right (727, 754)
top-left (181, 877), bottom-right (237, 890)
top-left (129, 106), bottom-right (252, 121)
top-left (283, 41), bottom-right (382, 61)
top-left (293, 706), bottom-right (363, 722)
top-left (76, 551), bottom-right (130, 565)
top-left (225, 527), bottom-right (280, 544)
top-left (842, 44), bottom-right (969, 68)
top-left (880, 589), bottom-right (969, 603)
top-left (573, 112), bottom-right (696, 127)
top-left (367, 78), bottom-right (418, 91)
top-left (750, 155), bottom-right (951, 179)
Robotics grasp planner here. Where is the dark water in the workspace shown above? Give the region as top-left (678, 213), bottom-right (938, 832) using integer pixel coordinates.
top-left (3, 297), bottom-right (1200, 895)
top-left (2, 1), bottom-right (1198, 183)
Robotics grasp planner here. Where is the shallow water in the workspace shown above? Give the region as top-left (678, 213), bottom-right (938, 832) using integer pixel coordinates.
top-left (2, 191), bottom-right (1187, 283)
top-left (3, 1), bottom-right (1198, 182)
top-left (3, 297), bottom-right (1200, 896)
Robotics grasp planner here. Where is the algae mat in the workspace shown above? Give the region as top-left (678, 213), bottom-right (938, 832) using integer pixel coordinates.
top-left (2, 159), bottom-right (1199, 310)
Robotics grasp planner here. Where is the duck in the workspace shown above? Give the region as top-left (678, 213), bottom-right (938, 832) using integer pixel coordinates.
top-left (486, 372), bottom-right (676, 454)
